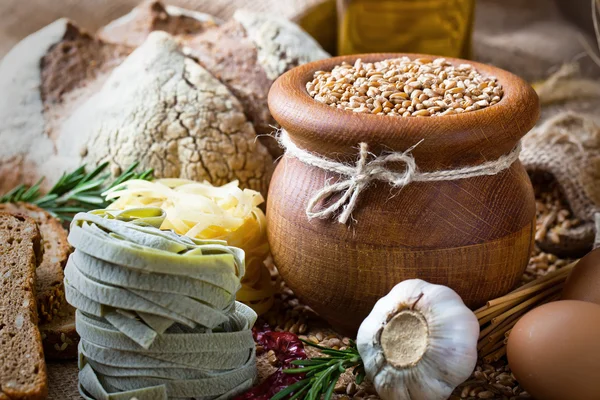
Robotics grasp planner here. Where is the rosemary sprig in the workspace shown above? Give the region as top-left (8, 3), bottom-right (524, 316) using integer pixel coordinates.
top-left (272, 339), bottom-right (365, 400)
top-left (0, 162), bottom-right (153, 222)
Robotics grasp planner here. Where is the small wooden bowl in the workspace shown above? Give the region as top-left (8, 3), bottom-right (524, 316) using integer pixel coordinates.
top-left (267, 53), bottom-right (539, 335)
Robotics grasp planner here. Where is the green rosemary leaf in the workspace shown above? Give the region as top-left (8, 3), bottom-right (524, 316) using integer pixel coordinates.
top-left (0, 162), bottom-right (153, 222)
top-left (283, 364), bottom-right (329, 374)
top-left (50, 166), bottom-right (87, 195)
top-left (68, 179), bottom-right (106, 196)
top-left (287, 383), bottom-right (311, 400)
top-left (271, 379), bottom-right (310, 400)
top-left (70, 194), bottom-right (107, 205)
top-left (81, 162), bottom-right (110, 185)
top-left (307, 364), bottom-right (337, 400)
top-left (138, 169), bottom-right (154, 180)
top-left (290, 359), bottom-right (328, 366)
top-left (324, 370), bottom-right (341, 400)
top-left (356, 371), bottom-right (365, 386)
top-left (34, 194), bottom-right (59, 208)
top-left (299, 339), bottom-right (354, 354)
top-left (272, 340), bottom-right (365, 400)
top-left (353, 365), bottom-right (366, 385)
top-left (48, 206), bottom-right (92, 213)
top-left (320, 349), bottom-right (353, 357)
top-left (20, 179), bottom-right (43, 201)
top-left (110, 162), bottom-right (139, 187)
top-left (0, 184), bottom-right (26, 202)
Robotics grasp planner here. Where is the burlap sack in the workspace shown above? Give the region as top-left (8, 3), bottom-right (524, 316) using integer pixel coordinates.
top-left (475, 0), bottom-right (600, 256)
top-left (47, 362), bottom-right (79, 400)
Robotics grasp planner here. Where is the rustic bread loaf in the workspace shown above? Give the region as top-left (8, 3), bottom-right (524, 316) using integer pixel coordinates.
top-left (39, 303), bottom-right (78, 360)
top-left (0, 203), bottom-right (71, 323)
top-left (98, 0), bottom-right (220, 47)
top-left (0, 213), bottom-right (48, 400)
top-left (98, 1), bottom-right (329, 157)
top-left (60, 30), bottom-right (276, 195)
top-left (0, 1), bottom-right (328, 196)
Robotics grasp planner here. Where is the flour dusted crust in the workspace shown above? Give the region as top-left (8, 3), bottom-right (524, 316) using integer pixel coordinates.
top-left (98, 0), bottom-right (220, 47)
top-left (0, 20), bottom-right (132, 193)
top-left (186, 19), bottom-right (280, 156)
top-left (59, 32), bottom-right (273, 195)
top-left (0, 20), bottom-right (66, 193)
top-left (233, 10), bottom-right (329, 80)
top-left (98, 3), bottom-right (331, 158)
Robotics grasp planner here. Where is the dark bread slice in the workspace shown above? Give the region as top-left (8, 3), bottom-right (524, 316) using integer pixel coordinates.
top-left (0, 213), bottom-right (47, 400)
top-left (39, 303), bottom-right (78, 360)
top-left (0, 203), bottom-right (71, 323)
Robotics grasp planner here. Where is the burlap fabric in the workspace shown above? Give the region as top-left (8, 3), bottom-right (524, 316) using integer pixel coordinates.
top-left (476, 0), bottom-right (600, 256)
top-left (47, 362), bottom-right (79, 400)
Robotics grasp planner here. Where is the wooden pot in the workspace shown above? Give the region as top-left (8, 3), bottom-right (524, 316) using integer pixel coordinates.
top-left (267, 53), bottom-right (539, 335)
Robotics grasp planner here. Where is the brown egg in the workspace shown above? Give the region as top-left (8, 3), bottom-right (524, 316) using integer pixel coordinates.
top-left (507, 300), bottom-right (600, 400)
top-left (562, 248), bottom-right (600, 304)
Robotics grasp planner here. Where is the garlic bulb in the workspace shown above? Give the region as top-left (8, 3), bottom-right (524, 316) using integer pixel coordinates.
top-left (357, 279), bottom-right (479, 400)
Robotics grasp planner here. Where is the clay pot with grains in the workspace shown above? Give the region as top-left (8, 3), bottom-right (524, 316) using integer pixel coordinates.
top-left (266, 54), bottom-right (539, 334)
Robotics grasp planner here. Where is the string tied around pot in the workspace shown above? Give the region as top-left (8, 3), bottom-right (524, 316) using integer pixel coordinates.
top-left (278, 130), bottom-right (522, 224)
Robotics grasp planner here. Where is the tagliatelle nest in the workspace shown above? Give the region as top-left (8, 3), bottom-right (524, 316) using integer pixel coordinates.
top-left (104, 178), bottom-right (275, 314)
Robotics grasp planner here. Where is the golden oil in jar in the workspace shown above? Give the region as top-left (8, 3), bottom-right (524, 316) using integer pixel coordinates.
top-left (337, 0), bottom-right (475, 58)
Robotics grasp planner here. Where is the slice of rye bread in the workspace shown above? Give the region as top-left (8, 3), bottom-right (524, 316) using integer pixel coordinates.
top-left (0, 203), bottom-right (71, 323)
top-left (39, 303), bottom-right (78, 360)
top-left (0, 213), bottom-right (48, 400)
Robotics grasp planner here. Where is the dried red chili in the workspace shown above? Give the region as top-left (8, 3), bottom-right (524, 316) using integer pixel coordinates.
top-left (234, 324), bottom-right (307, 400)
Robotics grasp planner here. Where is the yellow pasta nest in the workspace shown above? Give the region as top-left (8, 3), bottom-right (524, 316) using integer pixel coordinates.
top-left (104, 179), bottom-right (274, 314)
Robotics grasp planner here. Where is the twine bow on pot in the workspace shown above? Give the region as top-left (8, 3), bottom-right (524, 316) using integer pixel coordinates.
top-left (306, 141), bottom-right (421, 224)
top-left (278, 130), bottom-right (522, 225)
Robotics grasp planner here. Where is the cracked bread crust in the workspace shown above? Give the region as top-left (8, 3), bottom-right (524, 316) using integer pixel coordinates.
top-left (186, 19), bottom-right (280, 157)
top-left (59, 31), bottom-right (273, 195)
top-left (98, 4), bottom-right (331, 159)
top-left (0, 213), bottom-right (47, 400)
top-left (98, 0), bottom-right (220, 47)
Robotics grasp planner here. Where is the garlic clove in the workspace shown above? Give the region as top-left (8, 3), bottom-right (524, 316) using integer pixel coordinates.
top-left (357, 279), bottom-right (479, 400)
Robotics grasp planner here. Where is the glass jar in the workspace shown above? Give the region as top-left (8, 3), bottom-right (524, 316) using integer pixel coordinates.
top-left (337, 0), bottom-right (475, 58)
